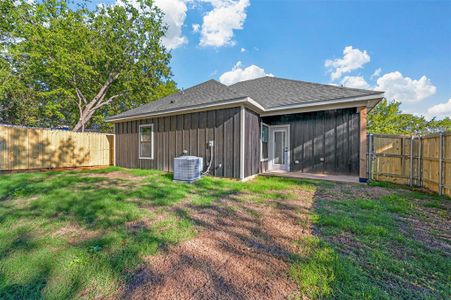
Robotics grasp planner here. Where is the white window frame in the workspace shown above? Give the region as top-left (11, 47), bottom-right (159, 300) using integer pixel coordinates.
top-left (138, 124), bottom-right (154, 160)
top-left (260, 122), bottom-right (269, 162)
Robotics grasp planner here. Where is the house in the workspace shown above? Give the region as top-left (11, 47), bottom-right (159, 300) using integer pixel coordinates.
top-left (107, 77), bottom-right (384, 182)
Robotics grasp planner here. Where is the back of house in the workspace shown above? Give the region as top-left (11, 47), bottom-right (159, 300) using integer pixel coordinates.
top-left (107, 76), bottom-right (384, 182)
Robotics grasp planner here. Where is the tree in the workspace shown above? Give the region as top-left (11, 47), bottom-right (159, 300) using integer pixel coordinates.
top-left (0, 0), bottom-right (177, 131)
top-left (368, 99), bottom-right (451, 135)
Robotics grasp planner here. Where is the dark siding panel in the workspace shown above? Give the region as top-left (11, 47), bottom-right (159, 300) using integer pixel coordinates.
top-left (176, 115), bottom-right (183, 157)
top-left (198, 112), bottom-right (207, 167)
top-left (262, 108), bottom-right (360, 176)
top-left (233, 110), bottom-right (240, 178)
top-left (313, 112), bottom-right (324, 173)
top-left (115, 107), bottom-right (242, 178)
top-left (291, 116), bottom-right (302, 171)
top-left (206, 110), bottom-right (216, 176)
top-left (303, 115), bottom-right (313, 173)
top-left (163, 117), bottom-right (170, 171)
top-left (215, 110), bottom-right (224, 176)
top-left (252, 112), bottom-right (260, 176)
top-left (350, 112), bottom-right (360, 174)
top-left (336, 111), bottom-right (347, 173)
top-left (157, 118), bottom-right (163, 170)
top-left (183, 114), bottom-right (190, 154)
top-left (244, 109), bottom-right (260, 178)
top-left (224, 109), bottom-right (233, 177)
top-left (324, 111), bottom-right (336, 173)
top-left (190, 113), bottom-right (198, 156)
top-left (168, 116), bottom-right (176, 172)
top-left (244, 112), bottom-right (250, 178)
top-left (127, 121), bottom-right (131, 168)
top-left (150, 118), bottom-right (155, 169)
top-left (128, 121), bottom-right (135, 168)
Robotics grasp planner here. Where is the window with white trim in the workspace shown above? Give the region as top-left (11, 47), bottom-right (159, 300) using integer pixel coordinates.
top-left (139, 124), bottom-right (153, 159)
top-left (261, 123), bottom-right (269, 161)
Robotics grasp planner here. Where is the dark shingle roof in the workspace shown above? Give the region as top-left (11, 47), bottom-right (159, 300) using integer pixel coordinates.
top-left (108, 76), bottom-right (383, 120)
top-left (229, 76), bottom-right (383, 109)
top-left (108, 79), bottom-right (246, 120)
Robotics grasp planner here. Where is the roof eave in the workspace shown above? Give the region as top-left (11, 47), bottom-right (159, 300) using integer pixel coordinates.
top-left (260, 93), bottom-right (384, 117)
top-left (106, 96), bottom-right (253, 123)
top-left (106, 92), bottom-right (384, 122)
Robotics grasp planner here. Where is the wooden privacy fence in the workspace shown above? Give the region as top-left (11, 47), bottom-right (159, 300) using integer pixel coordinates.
top-left (0, 125), bottom-right (114, 171)
top-left (368, 132), bottom-right (451, 196)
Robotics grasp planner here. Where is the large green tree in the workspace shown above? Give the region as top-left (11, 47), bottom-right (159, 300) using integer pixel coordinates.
top-left (0, 0), bottom-right (177, 131)
top-left (368, 99), bottom-right (451, 135)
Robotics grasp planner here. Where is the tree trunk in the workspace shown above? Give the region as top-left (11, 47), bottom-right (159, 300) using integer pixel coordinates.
top-left (72, 73), bottom-right (120, 132)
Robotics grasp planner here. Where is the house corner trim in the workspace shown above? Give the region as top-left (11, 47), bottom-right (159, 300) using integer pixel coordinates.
top-left (240, 106), bottom-right (245, 179)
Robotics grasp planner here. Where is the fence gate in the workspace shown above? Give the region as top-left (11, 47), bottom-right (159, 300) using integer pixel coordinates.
top-left (368, 132), bottom-right (451, 197)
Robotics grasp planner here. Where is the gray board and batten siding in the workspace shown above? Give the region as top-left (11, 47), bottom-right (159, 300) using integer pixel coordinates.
top-left (114, 106), bottom-right (361, 178)
top-left (262, 108), bottom-right (360, 175)
top-left (115, 107), bottom-right (242, 178)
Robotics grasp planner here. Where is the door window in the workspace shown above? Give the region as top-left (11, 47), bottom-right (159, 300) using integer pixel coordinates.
top-left (274, 131), bottom-right (286, 164)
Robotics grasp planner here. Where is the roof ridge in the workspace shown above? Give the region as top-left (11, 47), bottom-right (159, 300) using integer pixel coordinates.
top-left (230, 76), bottom-right (383, 95)
top-left (166, 79), bottom-right (245, 100)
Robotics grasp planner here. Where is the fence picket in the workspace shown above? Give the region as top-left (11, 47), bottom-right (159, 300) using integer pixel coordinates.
top-left (0, 125), bottom-right (114, 171)
top-left (370, 132), bottom-right (450, 197)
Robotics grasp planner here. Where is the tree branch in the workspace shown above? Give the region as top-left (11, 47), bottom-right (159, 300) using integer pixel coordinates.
top-left (93, 72), bottom-right (120, 106)
top-left (75, 87), bottom-right (87, 104)
top-left (92, 94), bottom-right (122, 111)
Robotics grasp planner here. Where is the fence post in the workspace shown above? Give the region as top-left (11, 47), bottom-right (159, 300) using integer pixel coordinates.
top-left (410, 136), bottom-right (414, 187)
top-left (439, 132), bottom-right (444, 195)
top-left (368, 133), bottom-right (373, 181)
top-left (419, 136), bottom-right (423, 187)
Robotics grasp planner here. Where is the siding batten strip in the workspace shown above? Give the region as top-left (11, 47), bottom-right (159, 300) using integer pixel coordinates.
top-left (240, 105), bottom-right (245, 179)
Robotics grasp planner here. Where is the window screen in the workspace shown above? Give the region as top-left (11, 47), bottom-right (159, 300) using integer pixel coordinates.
top-left (139, 125), bottom-right (153, 159)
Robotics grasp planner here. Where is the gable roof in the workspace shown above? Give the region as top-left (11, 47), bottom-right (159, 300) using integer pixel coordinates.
top-left (229, 76), bottom-right (383, 109)
top-left (107, 76), bottom-right (383, 121)
top-left (108, 79), bottom-right (247, 121)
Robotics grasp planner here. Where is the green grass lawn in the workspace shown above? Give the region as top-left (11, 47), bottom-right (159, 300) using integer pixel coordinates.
top-left (0, 167), bottom-right (449, 299)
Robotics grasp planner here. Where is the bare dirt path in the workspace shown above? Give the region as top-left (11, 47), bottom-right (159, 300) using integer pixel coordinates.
top-left (124, 190), bottom-right (314, 300)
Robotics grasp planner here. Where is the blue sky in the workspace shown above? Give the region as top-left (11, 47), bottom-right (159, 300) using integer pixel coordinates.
top-left (105, 0), bottom-right (451, 119)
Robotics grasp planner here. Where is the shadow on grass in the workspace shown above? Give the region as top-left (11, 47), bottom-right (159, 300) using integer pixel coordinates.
top-left (1, 169), bottom-right (449, 299)
top-left (290, 181), bottom-right (451, 299)
top-left (0, 168), bottom-right (199, 298)
top-left (0, 168), bottom-right (287, 298)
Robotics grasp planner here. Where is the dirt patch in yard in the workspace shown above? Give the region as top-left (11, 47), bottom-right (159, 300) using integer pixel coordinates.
top-left (124, 189), bottom-right (315, 299)
top-left (79, 171), bottom-right (146, 190)
top-left (52, 222), bottom-right (100, 244)
top-left (398, 204), bottom-right (451, 255)
top-left (314, 183), bottom-right (392, 201)
top-left (84, 171), bottom-right (142, 181)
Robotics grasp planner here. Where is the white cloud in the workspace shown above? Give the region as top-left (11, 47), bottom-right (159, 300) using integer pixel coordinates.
top-left (341, 76), bottom-right (370, 89)
top-left (198, 0), bottom-right (250, 47)
top-left (375, 71), bottom-right (436, 103)
top-left (371, 68), bottom-right (382, 79)
top-left (325, 46), bottom-right (370, 80)
top-left (115, 0), bottom-right (188, 50)
top-left (154, 0), bottom-right (188, 50)
top-left (219, 61), bottom-right (273, 85)
top-left (427, 99), bottom-right (451, 117)
top-left (240, 47), bottom-right (246, 52)
top-left (192, 23), bottom-right (200, 33)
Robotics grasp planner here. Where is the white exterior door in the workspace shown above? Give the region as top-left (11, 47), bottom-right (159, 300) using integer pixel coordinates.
top-left (268, 125), bottom-right (290, 171)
